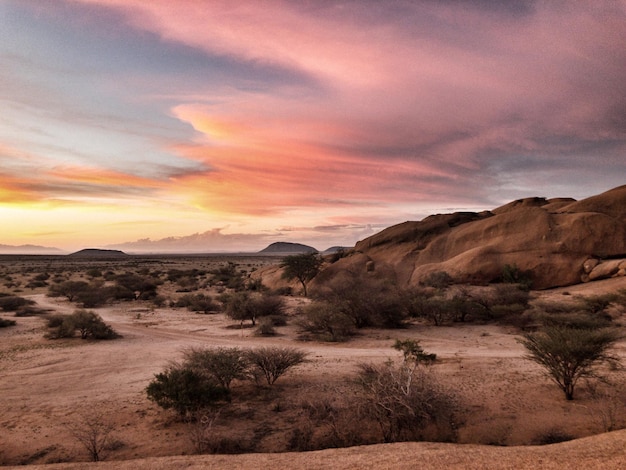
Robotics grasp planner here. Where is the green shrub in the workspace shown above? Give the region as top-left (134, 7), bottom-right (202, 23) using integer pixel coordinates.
top-left (146, 365), bottom-right (230, 417)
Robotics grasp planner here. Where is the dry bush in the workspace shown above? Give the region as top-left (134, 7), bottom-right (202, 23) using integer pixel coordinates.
top-left (187, 409), bottom-right (222, 454)
top-left (355, 361), bottom-right (459, 443)
top-left (246, 347), bottom-right (307, 386)
top-left (65, 411), bottom-right (117, 462)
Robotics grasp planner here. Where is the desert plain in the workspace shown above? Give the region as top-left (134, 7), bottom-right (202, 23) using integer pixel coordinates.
top-left (1, 254), bottom-right (626, 469)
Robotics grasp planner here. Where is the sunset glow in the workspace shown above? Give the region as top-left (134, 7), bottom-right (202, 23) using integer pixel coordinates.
top-left (1, 1), bottom-right (625, 252)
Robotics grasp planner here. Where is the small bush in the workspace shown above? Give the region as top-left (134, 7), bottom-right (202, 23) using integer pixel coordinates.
top-left (316, 273), bottom-right (408, 328)
top-left (577, 294), bottom-right (618, 315)
top-left (297, 302), bottom-right (354, 342)
top-left (246, 347), bottom-right (307, 385)
top-left (532, 428), bottom-right (574, 445)
top-left (175, 293), bottom-right (218, 314)
top-left (46, 314), bottom-right (68, 328)
top-left (14, 305), bottom-right (49, 317)
top-left (422, 271), bottom-right (453, 289)
top-left (47, 310), bottom-right (120, 340)
top-left (501, 264), bottom-right (533, 290)
top-left (255, 318), bottom-right (277, 336)
top-left (183, 347), bottom-right (249, 390)
top-left (0, 296), bottom-right (35, 312)
top-left (223, 293), bottom-right (286, 327)
top-left (0, 317), bottom-right (16, 327)
top-left (146, 365), bottom-right (230, 417)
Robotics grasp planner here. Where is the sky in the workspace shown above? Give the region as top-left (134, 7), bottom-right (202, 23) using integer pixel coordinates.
top-left (1, 0), bottom-right (625, 253)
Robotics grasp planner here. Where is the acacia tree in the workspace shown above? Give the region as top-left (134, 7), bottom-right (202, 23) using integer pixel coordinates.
top-left (246, 347), bottom-right (307, 385)
top-left (281, 253), bottom-right (322, 297)
top-left (518, 326), bottom-right (621, 400)
top-left (223, 292), bottom-right (285, 327)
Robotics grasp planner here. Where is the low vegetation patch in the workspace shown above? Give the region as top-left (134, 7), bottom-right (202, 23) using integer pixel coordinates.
top-left (46, 310), bottom-right (120, 340)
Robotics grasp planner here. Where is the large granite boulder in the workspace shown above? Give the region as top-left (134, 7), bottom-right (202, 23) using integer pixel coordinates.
top-left (314, 185), bottom-right (626, 290)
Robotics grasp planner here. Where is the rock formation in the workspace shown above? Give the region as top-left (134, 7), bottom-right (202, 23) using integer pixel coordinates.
top-left (311, 185), bottom-right (626, 290)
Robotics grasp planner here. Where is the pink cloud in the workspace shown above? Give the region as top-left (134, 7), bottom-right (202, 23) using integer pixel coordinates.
top-left (9, 0), bottom-right (626, 229)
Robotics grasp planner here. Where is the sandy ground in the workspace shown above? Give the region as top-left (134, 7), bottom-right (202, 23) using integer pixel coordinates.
top-left (1, 266), bottom-right (626, 468)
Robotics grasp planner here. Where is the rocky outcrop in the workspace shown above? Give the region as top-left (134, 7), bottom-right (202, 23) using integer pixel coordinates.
top-left (314, 185), bottom-right (626, 290)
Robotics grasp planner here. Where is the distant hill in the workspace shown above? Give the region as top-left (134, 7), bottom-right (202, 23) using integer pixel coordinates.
top-left (0, 244), bottom-right (63, 255)
top-left (258, 242), bottom-right (318, 254)
top-left (68, 248), bottom-right (128, 258)
top-left (322, 246), bottom-right (350, 255)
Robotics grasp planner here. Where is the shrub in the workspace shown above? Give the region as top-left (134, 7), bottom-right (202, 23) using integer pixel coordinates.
top-left (0, 317), bottom-right (16, 328)
top-left (86, 268), bottom-right (103, 278)
top-left (183, 347), bottom-right (249, 390)
top-left (577, 294), bottom-right (618, 315)
top-left (355, 361), bottom-right (457, 443)
top-left (501, 264), bottom-right (533, 290)
top-left (47, 310), bottom-right (120, 340)
top-left (317, 273), bottom-right (407, 328)
top-left (0, 296), bottom-right (35, 312)
top-left (114, 273), bottom-right (159, 300)
top-left (532, 428), bottom-right (575, 445)
top-left (65, 411), bottom-right (116, 462)
top-left (209, 263), bottom-right (244, 290)
top-left (255, 318), bottom-right (277, 336)
top-left (146, 365), bottom-right (230, 417)
top-left (297, 301), bottom-right (355, 342)
top-left (223, 293), bottom-right (286, 327)
top-left (246, 347), bottom-right (307, 385)
top-left (175, 293), bottom-right (218, 314)
top-left (48, 281), bottom-right (90, 302)
top-left (14, 305), bottom-right (49, 317)
top-left (46, 314), bottom-right (68, 328)
top-left (422, 271), bottom-right (453, 289)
